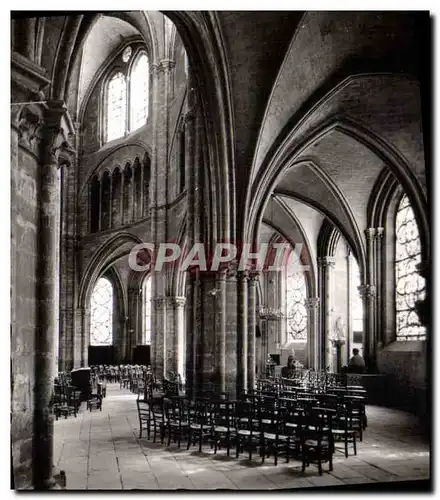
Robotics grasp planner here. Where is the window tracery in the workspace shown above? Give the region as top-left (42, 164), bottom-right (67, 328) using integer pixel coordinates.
top-left (395, 194), bottom-right (426, 340)
top-left (286, 271), bottom-right (307, 341)
top-left (105, 47), bottom-right (149, 143)
top-left (143, 276), bottom-right (152, 345)
top-left (90, 277), bottom-right (113, 346)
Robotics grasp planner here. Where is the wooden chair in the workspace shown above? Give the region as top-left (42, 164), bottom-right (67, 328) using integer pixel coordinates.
top-left (165, 397), bottom-right (190, 448)
top-left (300, 411), bottom-right (334, 475)
top-left (187, 398), bottom-right (212, 453)
top-left (150, 399), bottom-right (167, 444)
top-left (331, 403), bottom-right (357, 458)
top-left (259, 402), bottom-right (290, 466)
top-left (235, 400), bottom-right (260, 461)
top-left (211, 400), bottom-right (236, 457)
top-left (136, 399), bottom-right (151, 439)
top-left (87, 394), bottom-right (103, 412)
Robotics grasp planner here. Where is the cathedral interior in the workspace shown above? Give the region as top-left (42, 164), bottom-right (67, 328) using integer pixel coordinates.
top-left (10, 10), bottom-right (431, 490)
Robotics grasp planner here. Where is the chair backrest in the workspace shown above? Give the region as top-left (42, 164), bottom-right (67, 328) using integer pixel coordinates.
top-left (212, 400), bottom-right (234, 429)
top-left (163, 378), bottom-right (179, 398)
top-left (150, 398), bottom-right (166, 423)
top-left (137, 399), bottom-right (151, 426)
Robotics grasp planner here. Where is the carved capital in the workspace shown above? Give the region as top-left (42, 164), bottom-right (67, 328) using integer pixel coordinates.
top-left (16, 100), bottom-right (76, 167)
top-left (153, 297), bottom-right (166, 310)
top-left (318, 256), bottom-right (335, 268)
top-left (17, 105), bottom-right (44, 154)
top-left (237, 270), bottom-right (250, 282)
top-left (305, 297), bottom-right (320, 310)
top-left (170, 296), bottom-right (186, 308)
top-left (225, 261), bottom-right (238, 279)
top-left (159, 59), bottom-right (176, 72)
top-left (149, 63), bottom-right (161, 76)
top-left (248, 271), bottom-right (260, 285)
top-left (365, 228), bottom-right (376, 240)
top-left (375, 227), bottom-right (385, 239)
top-left (358, 284), bottom-right (376, 300)
top-left (215, 268), bottom-right (228, 282)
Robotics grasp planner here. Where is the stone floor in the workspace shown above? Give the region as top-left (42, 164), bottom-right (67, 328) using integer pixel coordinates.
top-left (53, 383), bottom-right (430, 490)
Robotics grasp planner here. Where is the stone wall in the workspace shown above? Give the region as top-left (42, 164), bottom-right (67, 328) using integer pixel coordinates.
top-left (377, 341), bottom-right (428, 424)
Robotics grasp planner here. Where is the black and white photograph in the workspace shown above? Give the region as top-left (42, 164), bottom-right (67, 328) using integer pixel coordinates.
top-left (9, 7), bottom-right (432, 492)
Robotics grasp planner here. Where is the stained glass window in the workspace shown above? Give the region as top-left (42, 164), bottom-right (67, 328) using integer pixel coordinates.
top-left (352, 259), bottom-right (363, 354)
top-left (130, 53), bottom-right (149, 132)
top-left (90, 277), bottom-right (113, 346)
top-left (286, 271), bottom-right (307, 341)
top-left (143, 276), bottom-right (152, 345)
top-left (395, 194), bottom-right (426, 340)
top-left (107, 72), bottom-right (127, 142)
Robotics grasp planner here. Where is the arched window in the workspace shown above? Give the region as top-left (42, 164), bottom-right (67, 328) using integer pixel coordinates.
top-left (395, 194), bottom-right (426, 340)
top-left (90, 277), bottom-right (113, 346)
top-left (352, 259), bottom-right (364, 354)
top-left (143, 276), bottom-right (152, 345)
top-left (286, 271), bottom-right (307, 341)
top-left (130, 53), bottom-right (149, 132)
top-left (106, 72), bottom-right (127, 142)
top-left (104, 47), bottom-right (150, 143)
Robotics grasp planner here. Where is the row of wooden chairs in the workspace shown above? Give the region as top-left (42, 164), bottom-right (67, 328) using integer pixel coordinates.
top-left (137, 395), bottom-right (364, 475)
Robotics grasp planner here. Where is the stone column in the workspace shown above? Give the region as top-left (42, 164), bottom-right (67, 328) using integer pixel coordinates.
top-left (225, 266), bottom-right (238, 398)
top-left (318, 257), bottom-right (335, 371)
top-left (127, 288), bottom-right (136, 361)
top-left (358, 284), bottom-right (376, 371)
top-left (152, 296), bottom-right (166, 378)
top-left (375, 228), bottom-right (384, 346)
top-left (185, 276), bottom-right (195, 399)
top-left (163, 296), bottom-right (185, 378)
top-left (34, 101), bottom-right (75, 489)
top-left (81, 308), bottom-right (90, 367)
top-left (305, 298), bottom-right (320, 370)
top-left (237, 271), bottom-right (249, 396)
top-left (364, 228), bottom-right (377, 357)
top-left (346, 249), bottom-right (353, 365)
top-left (415, 261), bottom-right (430, 327)
top-left (247, 272), bottom-right (259, 390)
top-left (175, 297), bottom-right (186, 381)
top-left (215, 269), bottom-right (227, 393)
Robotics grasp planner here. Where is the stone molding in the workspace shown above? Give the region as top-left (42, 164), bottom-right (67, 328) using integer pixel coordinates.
top-left (305, 297), bottom-right (320, 310)
top-left (152, 296), bottom-right (186, 309)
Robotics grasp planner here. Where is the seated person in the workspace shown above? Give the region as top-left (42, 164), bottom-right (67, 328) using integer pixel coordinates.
top-left (347, 348), bottom-right (366, 373)
top-left (281, 355), bottom-right (296, 378)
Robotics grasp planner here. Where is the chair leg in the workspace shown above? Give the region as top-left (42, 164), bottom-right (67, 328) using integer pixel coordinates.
top-left (353, 436), bottom-right (357, 455)
top-left (345, 437), bottom-right (348, 458)
top-left (187, 431), bottom-right (191, 450)
top-left (318, 460), bottom-right (323, 476)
